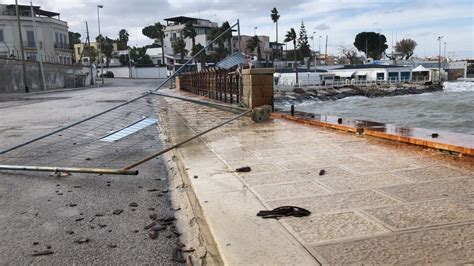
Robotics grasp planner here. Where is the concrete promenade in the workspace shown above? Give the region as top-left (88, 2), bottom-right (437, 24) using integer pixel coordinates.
top-left (159, 88), bottom-right (474, 264)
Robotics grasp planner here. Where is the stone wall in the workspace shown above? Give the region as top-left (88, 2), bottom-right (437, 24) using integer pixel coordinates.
top-left (242, 68), bottom-right (274, 108)
top-left (0, 58), bottom-right (90, 93)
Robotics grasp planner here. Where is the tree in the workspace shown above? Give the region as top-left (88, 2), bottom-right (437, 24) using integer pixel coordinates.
top-left (353, 32), bottom-right (388, 60)
top-left (117, 29), bottom-right (129, 50)
top-left (246, 35), bottom-right (262, 59)
top-left (182, 22), bottom-right (196, 48)
top-left (96, 35), bottom-right (115, 67)
top-left (271, 7), bottom-right (280, 60)
top-left (220, 21), bottom-right (233, 53)
top-left (284, 28), bottom-right (298, 84)
top-left (395, 38), bottom-right (417, 59)
top-left (142, 22), bottom-right (165, 65)
top-left (297, 21), bottom-right (311, 60)
top-left (183, 22), bottom-right (197, 65)
top-left (206, 22), bottom-right (232, 62)
top-left (82, 46), bottom-right (98, 63)
top-left (192, 43), bottom-right (207, 68)
top-left (340, 45), bottom-right (360, 65)
top-left (68, 31), bottom-right (81, 50)
top-left (173, 37), bottom-right (188, 63)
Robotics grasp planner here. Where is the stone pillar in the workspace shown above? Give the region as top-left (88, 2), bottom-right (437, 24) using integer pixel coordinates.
top-left (242, 68), bottom-right (274, 109)
top-left (175, 76), bottom-right (181, 90)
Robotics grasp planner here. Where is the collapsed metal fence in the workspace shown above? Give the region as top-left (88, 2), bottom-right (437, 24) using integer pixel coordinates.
top-left (0, 20), bottom-right (250, 176)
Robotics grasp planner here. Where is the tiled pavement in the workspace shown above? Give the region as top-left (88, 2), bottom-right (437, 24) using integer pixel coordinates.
top-left (158, 92), bottom-right (474, 264)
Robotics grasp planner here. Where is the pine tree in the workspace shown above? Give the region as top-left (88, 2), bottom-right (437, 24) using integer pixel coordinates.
top-left (297, 21), bottom-right (311, 60)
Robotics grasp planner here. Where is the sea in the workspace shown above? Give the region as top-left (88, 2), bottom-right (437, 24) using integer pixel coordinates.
top-left (276, 81), bottom-right (474, 135)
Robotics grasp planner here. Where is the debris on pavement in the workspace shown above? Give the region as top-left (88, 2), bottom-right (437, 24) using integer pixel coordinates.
top-left (144, 222), bottom-right (157, 230)
top-left (148, 230), bottom-right (159, 240)
top-left (31, 250), bottom-right (54, 256)
top-left (257, 206), bottom-right (311, 219)
top-left (235, 166), bottom-right (251, 172)
top-left (319, 169), bottom-right (326, 176)
top-left (129, 202), bottom-right (138, 207)
top-left (74, 238), bottom-right (90, 244)
top-left (112, 209), bottom-right (123, 215)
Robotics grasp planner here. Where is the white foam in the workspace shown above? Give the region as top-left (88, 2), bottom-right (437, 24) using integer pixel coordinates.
top-left (443, 81), bottom-right (474, 92)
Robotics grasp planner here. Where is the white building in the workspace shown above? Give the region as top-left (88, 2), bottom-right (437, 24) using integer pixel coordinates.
top-left (327, 65), bottom-right (412, 82)
top-left (162, 16), bottom-right (218, 56)
top-left (0, 4), bottom-right (72, 64)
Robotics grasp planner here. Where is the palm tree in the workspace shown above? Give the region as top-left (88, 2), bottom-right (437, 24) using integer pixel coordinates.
top-left (182, 22), bottom-right (197, 49)
top-left (284, 28), bottom-right (298, 84)
top-left (172, 38), bottom-right (188, 63)
top-left (246, 35), bottom-right (261, 59)
top-left (271, 7), bottom-right (280, 60)
top-left (182, 22), bottom-right (197, 66)
top-left (142, 22), bottom-right (165, 65)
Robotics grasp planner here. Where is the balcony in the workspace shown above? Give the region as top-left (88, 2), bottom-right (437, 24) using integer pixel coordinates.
top-left (54, 42), bottom-right (70, 49)
top-left (23, 41), bottom-right (36, 49)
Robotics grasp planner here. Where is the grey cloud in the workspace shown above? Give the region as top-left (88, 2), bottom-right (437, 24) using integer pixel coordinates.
top-left (315, 23), bottom-right (329, 31)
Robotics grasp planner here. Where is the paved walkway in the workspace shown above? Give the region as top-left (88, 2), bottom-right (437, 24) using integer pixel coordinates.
top-left (158, 89), bottom-right (474, 264)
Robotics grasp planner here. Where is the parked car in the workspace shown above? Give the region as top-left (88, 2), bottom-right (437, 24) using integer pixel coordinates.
top-left (99, 71), bottom-right (114, 78)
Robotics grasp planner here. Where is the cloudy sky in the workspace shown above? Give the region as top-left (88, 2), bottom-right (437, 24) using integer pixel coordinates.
top-left (9, 0), bottom-right (474, 58)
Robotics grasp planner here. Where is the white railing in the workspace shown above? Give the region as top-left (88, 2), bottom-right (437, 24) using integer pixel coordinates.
top-left (275, 77), bottom-right (431, 91)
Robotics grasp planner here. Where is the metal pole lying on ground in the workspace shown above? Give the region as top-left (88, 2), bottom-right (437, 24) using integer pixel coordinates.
top-left (0, 165), bottom-right (138, 175)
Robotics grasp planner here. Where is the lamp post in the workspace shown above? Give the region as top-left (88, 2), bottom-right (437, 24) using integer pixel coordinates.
top-left (443, 41), bottom-right (447, 70)
top-left (318, 36), bottom-right (322, 54)
top-left (254, 27), bottom-right (257, 36)
top-left (311, 32), bottom-right (316, 66)
top-left (437, 36), bottom-right (443, 83)
top-left (97, 4), bottom-right (104, 85)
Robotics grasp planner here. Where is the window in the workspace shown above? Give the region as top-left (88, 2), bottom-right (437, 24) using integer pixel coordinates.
top-left (400, 71), bottom-right (410, 81)
top-left (26, 30), bottom-right (35, 47)
top-left (388, 72), bottom-right (398, 81)
top-left (55, 32), bottom-right (59, 43)
top-left (0, 29), bottom-right (3, 42)
top-left (376, 72), bottom-right (385, 80)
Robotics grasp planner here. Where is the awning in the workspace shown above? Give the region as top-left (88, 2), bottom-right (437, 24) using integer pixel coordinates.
top-left (412, 65), bottom-right (429, 72)
top-left (333, 71), bottom-right (355, 78)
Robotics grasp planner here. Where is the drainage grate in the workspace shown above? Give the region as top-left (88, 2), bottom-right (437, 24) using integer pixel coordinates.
top-left (100, 118), bottom-right (158, 142)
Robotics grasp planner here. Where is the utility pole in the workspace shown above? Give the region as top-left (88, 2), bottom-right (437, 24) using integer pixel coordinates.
top-left (437, 36), bottom-right (443, 83)
top-left (97, 4), bottom-right (104, 85)
top-left (30, 1), bottom-right (46, 91)
top-left (443, 41), bottom-right (447, 70)
top-left (85, 21), bottom-right (94, 85)
top-left (237, 19), bottom-right (241, 53)
top-left (325, 35), bottom-right (328, 64)
top-left (15, 0), bottom-right (29, 93)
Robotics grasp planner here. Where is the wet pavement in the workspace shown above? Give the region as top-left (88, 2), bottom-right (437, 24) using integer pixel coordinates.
top-left (159, 88), bottom-right (474, 264)
top-left (0, 79), bottom-right (190, 264)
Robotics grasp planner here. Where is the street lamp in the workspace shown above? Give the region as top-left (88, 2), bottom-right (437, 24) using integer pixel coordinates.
top-left (97, 4), bottom-right (104, 84)
top-left (254, 27), bottom-right (257, 36)
top-left (318, 36), bottom-right (322, 54)
top-left (437, 36), bottom-right (443, 83)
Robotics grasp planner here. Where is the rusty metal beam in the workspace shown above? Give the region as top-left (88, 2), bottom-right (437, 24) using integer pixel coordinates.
top-left (0, 165), bottom-right (138, 175)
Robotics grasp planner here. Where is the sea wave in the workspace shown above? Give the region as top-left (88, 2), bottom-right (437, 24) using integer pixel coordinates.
top-left (443, 81), bottom-right (474, 92)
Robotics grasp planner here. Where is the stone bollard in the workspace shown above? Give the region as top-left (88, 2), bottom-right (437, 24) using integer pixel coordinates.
top-left (175, 76), bottom-right (181, 90)
top-left (251, 105), bottom-right (272, 123)
top-left (242, 68), bottom-right (274, 109)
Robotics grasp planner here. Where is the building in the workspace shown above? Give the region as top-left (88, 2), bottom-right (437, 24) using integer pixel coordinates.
top-left (162, 16), bottom-right (218, 56)
top-left (73, 42), bottom-right (118, 65)
top-left (327, 65), bottom-right (412, 82)
top-left (0, 4), bottom-right (72, 64)
top-left (232, 35), bottom-right (271, 60)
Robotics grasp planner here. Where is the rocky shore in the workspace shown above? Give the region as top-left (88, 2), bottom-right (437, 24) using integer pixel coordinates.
top-left (274, 83), bottom-right (443, 103)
